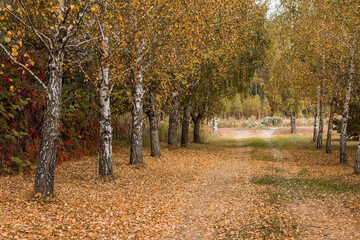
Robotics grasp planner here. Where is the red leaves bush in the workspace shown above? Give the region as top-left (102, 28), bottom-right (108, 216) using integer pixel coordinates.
top-left (0, 56), bottom-right (99, 175)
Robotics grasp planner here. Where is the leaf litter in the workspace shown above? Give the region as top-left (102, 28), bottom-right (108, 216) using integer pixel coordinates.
top-left (1, 135), bottom-right (360, 239)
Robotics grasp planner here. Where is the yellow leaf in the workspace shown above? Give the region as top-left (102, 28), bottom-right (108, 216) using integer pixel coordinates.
top-left (4, 36), bottom-right (11, 43)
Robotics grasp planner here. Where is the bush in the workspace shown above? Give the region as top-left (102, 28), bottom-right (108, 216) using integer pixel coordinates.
top-left (261, 116), bottom-right (283, 127)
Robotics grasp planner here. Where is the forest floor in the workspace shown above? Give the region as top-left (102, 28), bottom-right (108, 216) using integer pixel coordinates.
top-left (1, 127), bottom-right (360, 239)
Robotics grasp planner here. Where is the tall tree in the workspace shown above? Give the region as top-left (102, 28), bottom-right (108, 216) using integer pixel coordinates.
top-left (339, 54), bottom-right (354, 164)
top-left (0, 0), bottom-right (90, 196)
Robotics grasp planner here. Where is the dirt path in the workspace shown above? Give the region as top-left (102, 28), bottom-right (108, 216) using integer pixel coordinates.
top-left (216, 126), bottom-right (314, 139)
top-left (1, 127), bottom-right (360, 239)
top-left (214, 127), bottom-right (360, 239)
top-left (175, 149), bottom-right (257, 239)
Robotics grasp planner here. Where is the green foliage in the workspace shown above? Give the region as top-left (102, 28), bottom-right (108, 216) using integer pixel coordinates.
top-left (241, 136), bottom-right (312, 149)
top-left (261, 116), bottom-right (283, 127)
top-left (0, 57), bottom-right (45, 175)
top-left (241, 138), bottom-right (269, 148)
top-left (222, 94), bottom-right (271, 119)
top-left (60, 81), bottom-right (100, 160)
top-left (333, 94), bottom-right (360, 139)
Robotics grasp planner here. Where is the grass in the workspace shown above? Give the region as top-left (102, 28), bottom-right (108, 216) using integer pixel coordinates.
top-left (297, 169), bottom-right (310, 176)
top-left (240, 136), bottom-right (313, 149)
top-left (205, 138), bottom-right (242, 149)
top-left (208, 138), bottom-right (239, 143)
top-left (241, 138), bottom-right (269, 148)
top-left (252, 175), bottom-right (360, 197)
top-left (266, 167), bottom-right (286, 173)
top-left (250, 150), bottom-right (278, 162)
top-left (257, 217), bottom-right (298, 239)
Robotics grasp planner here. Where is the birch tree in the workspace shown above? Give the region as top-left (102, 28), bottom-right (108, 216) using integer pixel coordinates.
top-left (0, 0), bottom-right (90, 196)
top-left (73, 1), bottom-right (127, 179)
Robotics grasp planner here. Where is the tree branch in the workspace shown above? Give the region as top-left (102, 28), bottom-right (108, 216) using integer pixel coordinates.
top-left (5, 7), bottom-right (53, 55)
top-left (67, 37), bottom-right (102, 48)
top-left (0, 43), bottom-right (49, 93)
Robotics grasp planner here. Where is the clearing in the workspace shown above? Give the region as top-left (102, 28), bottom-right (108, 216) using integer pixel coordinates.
top-left (1, 128), bottom-right (360, 239)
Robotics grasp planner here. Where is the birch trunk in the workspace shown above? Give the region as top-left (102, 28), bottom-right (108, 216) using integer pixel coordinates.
top-left (34, 58), bottom-right (63, 197)
top-left (34, 2), bottom-right (68, 196)
top-left (181, 102), bottom-right (191, 147)
top-left (316, 97), bottom-right (325, 148)
top-left (354, 135), bottom-right (360, 174)
top-left (168, 91), bottom-right (179, 146)
top-left (290, 111), bottom-right (296, 134)
top-left (213, 117), bottom-right (218, 133)
top-left (130, 68), bottom-right (144, 165)
top-left (146, 86), bottom-right (160, 157)
top-left (317, 52), bottom-right (326, 148)
top-left (326, 98), bottom-right (336, 153)
top-left (340, 57), bottom-right (354, 164)
top-left (98, 62), bottom-right (113, 179)
top-left (313, 88), bottom-right (320, 142)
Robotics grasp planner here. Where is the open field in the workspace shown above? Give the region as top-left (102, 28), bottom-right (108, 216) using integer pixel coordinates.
top-left (1, 128), bottom-right (360, 239)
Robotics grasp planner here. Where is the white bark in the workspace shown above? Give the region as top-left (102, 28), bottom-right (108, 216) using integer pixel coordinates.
top-left (313, 83), bottom-right (320, 142)
top-left (340, 56), bottom-right (354, 164)
top-left (98, 47), bottom-right (113, 178)
top-left (34, 1), bottom-right (68, 196)
top-left (213, 117), bottom-right (218, 133)
top-left (130, 68), bottom-right (144, 164)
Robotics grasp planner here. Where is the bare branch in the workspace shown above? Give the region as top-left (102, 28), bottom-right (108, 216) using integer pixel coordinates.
top-left (109, 67), bottom-right (133, 82)
top-left (104, 84), bottom-right (114, 102)
top-left (67, 37), bottom-right (102, 48)
top-left (98, 20), bottom-right (106, 41)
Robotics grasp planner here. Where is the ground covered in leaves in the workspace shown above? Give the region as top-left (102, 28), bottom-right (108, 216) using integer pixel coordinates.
top-left (1, 128), bottom-right (360, 239)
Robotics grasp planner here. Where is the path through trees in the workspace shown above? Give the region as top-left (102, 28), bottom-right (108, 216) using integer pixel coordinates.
top-left (1, 129), bottom-right (360, 239)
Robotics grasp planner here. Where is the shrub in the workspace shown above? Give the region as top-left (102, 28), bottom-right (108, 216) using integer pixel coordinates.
top-left (261, 116), bottom-right (283, 127)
